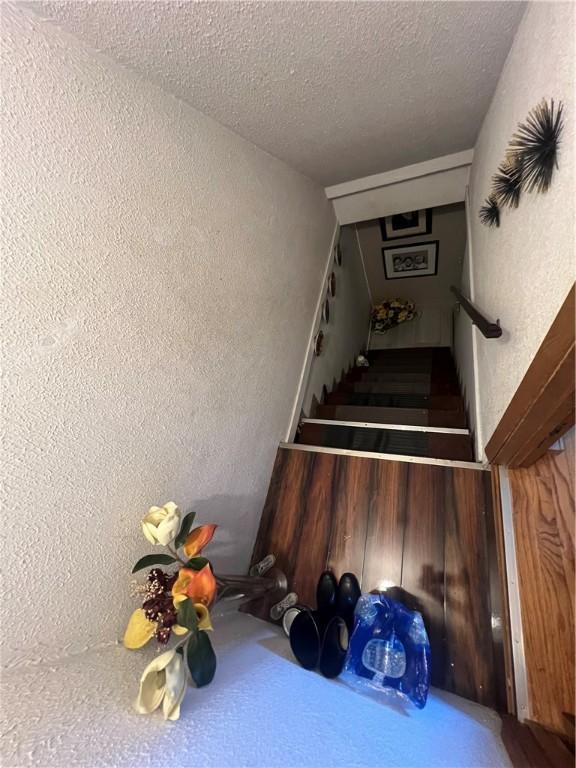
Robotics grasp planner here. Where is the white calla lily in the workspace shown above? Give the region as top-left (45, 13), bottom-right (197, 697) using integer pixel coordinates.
top-left (135, 649), bottom-right (188, 720)
top-left (162, 652), bottom-right (188, 721)
top-left (141, 502), bottom-right (180, 546)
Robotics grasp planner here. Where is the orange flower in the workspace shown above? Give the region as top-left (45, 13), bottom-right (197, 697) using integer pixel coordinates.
top-left (172, 564), bottom-right (217, 606)
top-left (182, 524), bottom-right (217, 558)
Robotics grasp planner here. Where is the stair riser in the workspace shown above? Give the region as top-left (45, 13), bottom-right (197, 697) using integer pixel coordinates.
top-left (339, 381), bottom-right (431, 395)
top-left (314, 404), bottom-right (468, 429)
top-left (298, 424), bottom-right (474, 461)
top-left (246, 446), bottom-right (500, 706)
top-left (359, 362), bottom-right (433, 372)
top-left (368, 347), bottom-right (437, 358)
top-left (325, 392), bottom-right (465, 411)
top-left (344, 371), bottom-right (432, 383)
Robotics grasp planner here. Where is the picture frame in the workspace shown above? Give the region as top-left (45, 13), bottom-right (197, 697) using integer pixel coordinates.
top-left (382, 240), bottom-right (439, 280)
top-left (328, 271), bottom-right (336, 297)
top-left (334, 243), bottom-right (343, 266)
top-left (313, 330), bottom-right (324, 356)
top-left (379, 209), bottom-right (432, 241)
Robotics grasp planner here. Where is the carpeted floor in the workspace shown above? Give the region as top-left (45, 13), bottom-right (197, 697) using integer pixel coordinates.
top-left (1, 610), bottom-right (511, 768)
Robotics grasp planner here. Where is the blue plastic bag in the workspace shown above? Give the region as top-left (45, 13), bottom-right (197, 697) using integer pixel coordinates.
top-left (343, 593), bottom-right (431, 709)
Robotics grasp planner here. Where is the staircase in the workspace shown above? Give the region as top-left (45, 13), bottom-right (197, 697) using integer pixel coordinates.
top-left (246, 345), bottom-right (506, 710)
top-left (297, 347), bottom-right (475, 462)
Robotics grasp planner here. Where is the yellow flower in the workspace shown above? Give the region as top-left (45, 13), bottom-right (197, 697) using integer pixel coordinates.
top-left (194, 603), bottom-right (213, 631)
top-left (123, 608), bottom-right (156, 649)
top-left (172, 595), bottom-right (213, 631)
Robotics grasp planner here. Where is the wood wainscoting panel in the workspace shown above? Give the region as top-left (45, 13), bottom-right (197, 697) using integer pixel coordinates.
top-left (326, 454), bottom-right (372, 583)
top-left (249, 447), bottom-right (311, 591)
top-left (361, 459), bottom-right (408, 591)
top-left (508, 429), bottom-right (575, 737)
top-left (400, 464), bottom-right (446, 688)
top-left (293, 452), bottom-right (338, 608)
top-left (246, 446), bottom-right (505, 707)
top-left (444, 469), bottom-right (495, 706)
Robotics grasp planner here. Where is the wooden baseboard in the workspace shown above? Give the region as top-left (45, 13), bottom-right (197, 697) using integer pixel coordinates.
top-left (501, 715), bottom-right (574, 768)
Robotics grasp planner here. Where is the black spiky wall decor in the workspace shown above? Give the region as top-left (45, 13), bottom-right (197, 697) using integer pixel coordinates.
top-left (491, 155), bottom-right (523, 208)
top-left (508, 98), bottom-right (564, 193)
top-left (479, 196), bottom-right (500, 227)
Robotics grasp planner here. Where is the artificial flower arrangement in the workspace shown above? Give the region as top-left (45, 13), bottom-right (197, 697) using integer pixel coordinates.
top-left (371, 299), bottom-right (416, 334)
top-left (123, 502), bottom-right (218, 721)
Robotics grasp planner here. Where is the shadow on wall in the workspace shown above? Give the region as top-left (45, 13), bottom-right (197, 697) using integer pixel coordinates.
top-left (186, 494), bottom-right (263, 575)
top-left (301, 225), bottom-right (372, 416)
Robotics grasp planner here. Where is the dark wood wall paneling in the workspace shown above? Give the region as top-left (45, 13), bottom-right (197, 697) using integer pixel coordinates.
top-left (248, 446), bottom-right (505, 708)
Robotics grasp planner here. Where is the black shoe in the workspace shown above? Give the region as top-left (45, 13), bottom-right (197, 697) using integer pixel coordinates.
top-left (319, 616), bottom-right (349, 678)
top-left (316, 570), bottom-right (337, 618)
top-left (336, 572), bottom-right (361, 633)
top-left (289, 609), bottom-right (321, 670)
top-left (289, 571), bottom-right (336, 669)
top-left (289, 571), bottom-right (359, 675)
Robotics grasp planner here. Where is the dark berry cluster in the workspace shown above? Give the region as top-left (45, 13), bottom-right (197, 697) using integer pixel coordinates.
top-left (142, 568), bottom-right (178, 645)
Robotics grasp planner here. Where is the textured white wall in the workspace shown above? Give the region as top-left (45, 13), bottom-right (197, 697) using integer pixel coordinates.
top-left (1, 4), bottom-right (335, 665)
top-left (301, 226), bottom-right (371, 414)
top-left (468, 1), bottom-right (575, 446)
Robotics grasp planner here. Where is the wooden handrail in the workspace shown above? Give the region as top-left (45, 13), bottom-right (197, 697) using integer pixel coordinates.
top-left (451, 286), bottom-right (502, 338)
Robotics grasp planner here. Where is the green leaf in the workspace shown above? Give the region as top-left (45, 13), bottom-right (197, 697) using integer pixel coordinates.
top-left (174, 511), bottom-right (197, 549)
top-left (131, 554), bottom-right (177, 573)
top-left (177, 598), bottom-right (199, 632)
top-left (187, 631), bottom-right (216, 688)
top-left (184, 556), bottom-right (209, 571)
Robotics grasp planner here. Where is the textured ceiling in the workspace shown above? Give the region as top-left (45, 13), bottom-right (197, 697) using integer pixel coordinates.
top-left (27, 1), bottom-right (525, 185)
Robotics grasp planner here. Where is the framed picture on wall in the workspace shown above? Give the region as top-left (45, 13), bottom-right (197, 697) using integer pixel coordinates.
top-left (379, 209), bottom-right (432, 240)
top-left (382, 240), bottom-right (439, 279)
